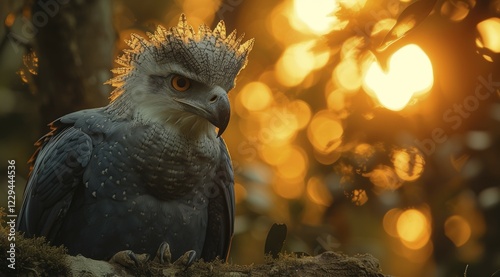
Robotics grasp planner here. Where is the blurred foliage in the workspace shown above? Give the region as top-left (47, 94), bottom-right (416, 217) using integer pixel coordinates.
top-left (1, 0), bottom-right (500, 276)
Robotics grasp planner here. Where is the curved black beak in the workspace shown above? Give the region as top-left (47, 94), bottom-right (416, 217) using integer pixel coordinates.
top-left (175, 86), bottom-right (230, 137)
top-left (207, 87), bottom-right (230, 137)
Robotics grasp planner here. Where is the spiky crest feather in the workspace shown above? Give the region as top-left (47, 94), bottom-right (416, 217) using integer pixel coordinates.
top-left (107, 14), bottom-right (254, 102)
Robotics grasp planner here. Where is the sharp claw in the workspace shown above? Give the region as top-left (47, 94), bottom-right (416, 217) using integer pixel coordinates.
top-left (110, 250), bottom-right (149, 269)
top-left (128, 250), bottom-right (141, 267)
top-left (155, 242), bottom-right (172, 264)
top-left (186, 250), bottom-right (197, 267)
top-left (173, 250), bottom-right (197, 269)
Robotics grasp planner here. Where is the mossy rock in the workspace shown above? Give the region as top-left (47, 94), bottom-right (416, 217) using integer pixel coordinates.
top-left (1, 209), bottom-right (389, 276)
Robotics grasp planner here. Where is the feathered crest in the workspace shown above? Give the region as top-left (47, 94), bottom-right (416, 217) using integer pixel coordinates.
top-left (107, 14), bottom-right (254, 101)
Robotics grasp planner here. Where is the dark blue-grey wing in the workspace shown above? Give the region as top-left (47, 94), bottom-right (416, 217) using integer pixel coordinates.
top-left (17, 126), bottom-right (92, 241)
top-left (201, 138), bottom-right (235, 261)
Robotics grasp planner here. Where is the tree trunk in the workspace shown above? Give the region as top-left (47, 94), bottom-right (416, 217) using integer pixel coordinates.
top-left (32, 0), bottom-right (114, 133)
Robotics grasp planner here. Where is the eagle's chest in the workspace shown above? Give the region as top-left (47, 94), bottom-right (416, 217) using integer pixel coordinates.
top-left (65, 123), bottom-right (220, 259)
top-left (87, 123), bottom-right (220, 200)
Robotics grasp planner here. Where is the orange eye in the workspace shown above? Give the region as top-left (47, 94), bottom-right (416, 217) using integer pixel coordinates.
top-left (171, 75), bottom-right (191, 92)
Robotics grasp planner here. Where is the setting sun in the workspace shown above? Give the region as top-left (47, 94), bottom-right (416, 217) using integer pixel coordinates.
top-left (292, 0), bottom-right (339, 35)
top-left (363, 44), bottom-right (434, 111)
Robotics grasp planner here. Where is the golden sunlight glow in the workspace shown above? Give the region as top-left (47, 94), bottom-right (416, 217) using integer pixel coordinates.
top-left (341, 36), bottom-right (364, 59)
top-left (384, 208), bottom-right (403, 237)
top-left (370, 19), bottom-right (396, 46)
top-left (181, 0), bottom-right (222, 27)
top-left (333, 58), bottom-right (362, 91)
top-left (440, 0), bottom-right (474, 22)
top-left (363, 44), bottom-right (434, 111)
top-left (260, 144), bottom-right (292, 166)
top-left (314, 149), bottom-right (342, 165)
top-left (268, 3), bottom-right (293, 45)
top-left (259, 107), bottom-right (299, 145)
top-left (392, 148), bottom-right (425, 182)
top-left (313, 49), bottom-right (331, 69)
top-left (444, 215), bottom-right (472, 247)
top-left (354, 143), bottom-right (375, 158)
top-left (325, 86), bottom-right (346, 112)
top-left (275, 146), bottom-right (308, 181)
top-left (276, 40), bottom-right (329, 87)
top-left (4, 13), bottom-right (15, 27)
top-left (274, 178), bottom-right (305, 199)
top-left (476, 17), bottom-right (500, 59)
top-left (237, 116), bottom-right (261, 138)
top-left (288, 100), bottom-right (312, 129)
top-left (292, 0), bottom-right (339, 35)
top-left (276, 41), bottom-right (315, 87)
top-left (371, 19), bottom-right (397, 37)
top-left (397, 209), bottom-right (431, 249)
top-left (339, 0), bottom-right (367, 12)
top-left (307, 110), bottom-right (343, 154)
top-left (396, 241), bottom-right (434, 264)
top-left (239, 82), bottom-right (274, 112)
top-left (351, 189), bottom-right (368, 206)
top-left (363, 165), bottom-right (403, 190)
top-left (326, 88), bottom-right (346, 111)
top-left (234, 182), bottom-right (247, 204)
top-left (307, 176), bottom-right (333, 206)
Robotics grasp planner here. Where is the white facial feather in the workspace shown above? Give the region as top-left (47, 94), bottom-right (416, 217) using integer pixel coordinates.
top-left (131, 91), bottom-right (214, 137)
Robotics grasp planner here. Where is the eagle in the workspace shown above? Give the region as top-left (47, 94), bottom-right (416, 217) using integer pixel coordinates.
top-left (17, 14), bottom-right (253, 263)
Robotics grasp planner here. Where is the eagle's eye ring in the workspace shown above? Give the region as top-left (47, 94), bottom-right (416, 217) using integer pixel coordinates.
top-left (171, 75), bottom-right (191, 92)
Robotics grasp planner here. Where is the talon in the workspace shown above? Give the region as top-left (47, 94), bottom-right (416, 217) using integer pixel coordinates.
top-left (154, 242), bottom-right (172, 264)
top-left (110, 250), bottom-right (149, 269)
top-left (129, 251), bottom-right (140, 267)
top-left (186, 250), bottom-right (197, 267)
top-left (173, 250), bottom-right (197, 269)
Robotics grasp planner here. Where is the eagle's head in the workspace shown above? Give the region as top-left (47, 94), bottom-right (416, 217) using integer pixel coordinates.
top-left (107, 14), bottom-right (254, 137)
